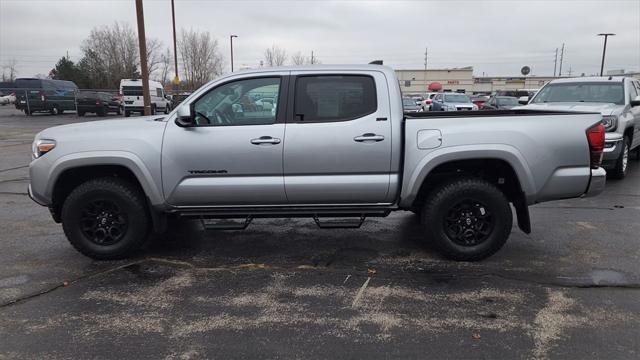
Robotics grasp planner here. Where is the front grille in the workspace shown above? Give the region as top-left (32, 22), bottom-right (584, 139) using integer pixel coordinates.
top-left (125, 101), bottom-right (133, 104)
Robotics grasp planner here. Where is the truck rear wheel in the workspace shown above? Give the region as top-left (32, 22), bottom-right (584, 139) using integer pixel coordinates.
top-left (61, 177), bottom-right (150, 260)
top-left (421, 177), bottom-right (512, 261)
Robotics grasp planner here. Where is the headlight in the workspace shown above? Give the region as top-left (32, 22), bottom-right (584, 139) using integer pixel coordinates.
top-left (601, 115), bottom-right (618, 131)
top-left (32, 139), bottom-right (56, 159)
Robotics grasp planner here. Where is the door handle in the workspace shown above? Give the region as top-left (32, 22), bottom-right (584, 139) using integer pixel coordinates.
top-left (250, 136), bottom-right (281, 145)
top-left (354, 133), bottom-right (385, 142)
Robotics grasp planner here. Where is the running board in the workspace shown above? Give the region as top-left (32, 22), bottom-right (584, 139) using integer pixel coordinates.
top-left (200, 216), bottom-right (253, 230)
top-left (172, 205), bottom-right (393, 219)
top-left (313, 215), bottom-right (366, 229)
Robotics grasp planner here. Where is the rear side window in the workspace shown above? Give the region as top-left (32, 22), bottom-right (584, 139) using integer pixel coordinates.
top-left (628, 81), bottom-right (639, 101)
top-left (294, 75), bottom-right (377, 122)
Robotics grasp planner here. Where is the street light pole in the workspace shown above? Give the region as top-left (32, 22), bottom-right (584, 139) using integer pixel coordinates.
top-left (171, 0), bottom-right (179, 87)
top-left (135, 0), bottom-right (151, 116)
top-left (230, 35), bottom-right (238, 72)
top-left (597, 33), bottom-right (615, 76)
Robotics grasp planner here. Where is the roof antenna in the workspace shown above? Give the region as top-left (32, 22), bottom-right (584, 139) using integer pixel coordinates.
top-left (369, 60), bottom-right (383, 65)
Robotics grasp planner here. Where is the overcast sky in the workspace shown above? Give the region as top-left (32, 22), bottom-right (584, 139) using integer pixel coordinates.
top-left (1, 0), bottom-right (638, 78)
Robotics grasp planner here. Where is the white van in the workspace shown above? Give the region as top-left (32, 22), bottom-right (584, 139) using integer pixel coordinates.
top-left (119, 79), bottom-right (171, 117)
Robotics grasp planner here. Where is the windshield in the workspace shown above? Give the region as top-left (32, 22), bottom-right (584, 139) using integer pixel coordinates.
top-left (532, 83), bottom-right (624, 105)
top-left (498, 97), bottom-right (519, 106)
top-left (122, 86), bottom-right (143, 96)
top-left (403, 98), bottom-right (417, 106)
top-left (444, 94), bottom-right (470, 103)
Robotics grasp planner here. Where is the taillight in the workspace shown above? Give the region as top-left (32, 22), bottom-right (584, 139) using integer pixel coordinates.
top-left (96, 100), bottom-right (102, 105)
top-left (586, 123), bottom-right (605, 169)
top-left (426, 99), bottom-right (432, 104)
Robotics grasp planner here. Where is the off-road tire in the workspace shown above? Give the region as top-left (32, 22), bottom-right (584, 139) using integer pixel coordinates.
top-left (421, 177), bottom-right (512, 261)
top-left (610, 137), bottom-right (630, 179)
top-left (77, 111), bottom-right (85, 117)
top-left (61, 177), bottom-right (150, 260)
top-left (125, 110), bottom-right (131, 117)
top-left (50, 105), bottom-right (59, 115)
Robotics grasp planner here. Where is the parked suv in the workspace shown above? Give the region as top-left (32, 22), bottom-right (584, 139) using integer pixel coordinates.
top-left (76, 91), bottom-right (122, 116)
top-left (431, 93), bottom-right (477, 111)
top-left (519, 77), bottom-right (640, 178)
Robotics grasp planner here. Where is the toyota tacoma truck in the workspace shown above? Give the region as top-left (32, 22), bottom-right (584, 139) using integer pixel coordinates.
top-left (28, 65), bottom-right (606, 261)
top-left (518, 76), bottom-right (640, 178)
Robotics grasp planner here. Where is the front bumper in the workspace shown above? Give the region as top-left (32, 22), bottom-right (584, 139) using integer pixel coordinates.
top-left (602, 132), bottom-right (624, 167)
top-left (583, 167), bottom-right (606, 198)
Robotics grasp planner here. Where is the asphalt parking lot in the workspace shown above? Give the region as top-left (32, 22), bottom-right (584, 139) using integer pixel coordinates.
top-left (0, 106), bottom-right (639, 359)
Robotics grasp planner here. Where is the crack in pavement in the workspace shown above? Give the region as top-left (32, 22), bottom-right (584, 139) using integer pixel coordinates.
top-left (2, 257), bottom-right (639, 309)
top-left (0, 165), bottom-right (28, 173)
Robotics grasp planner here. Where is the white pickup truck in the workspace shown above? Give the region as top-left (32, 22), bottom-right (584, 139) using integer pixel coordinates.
top-left (29, 65), bottom-right (606, 261)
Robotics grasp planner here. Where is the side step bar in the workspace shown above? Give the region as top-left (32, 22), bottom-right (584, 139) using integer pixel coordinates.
top-left (313, 215), bottom-right (366, 229)
top-left (201, 216), bottom-right (253, 230)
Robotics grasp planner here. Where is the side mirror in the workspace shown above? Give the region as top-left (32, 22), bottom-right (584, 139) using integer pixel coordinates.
top-left (518, 96), bottom-right (529, 105)
top-left (631, 96), bottom-right (640, 107)
top-left (175, 105), bottom-right (194, 127)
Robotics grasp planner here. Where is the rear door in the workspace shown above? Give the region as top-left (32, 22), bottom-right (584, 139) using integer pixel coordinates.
top-left (283, 71), bottom-right (392, 204)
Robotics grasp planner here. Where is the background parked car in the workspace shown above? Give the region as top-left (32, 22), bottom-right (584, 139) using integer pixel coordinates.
top-left (402, 97), bottom-right (421, 112)
top-left (171, 92), bottom-right (192, 107)
top-left (120, 79), bottom-right (171, 116)
top-left (482, 96), bottom-right (519, 110)
top-left (470, 95), bottom-right (489, 109)
top-left (0, 92), bottom-right (16, 105)
top-left (431, 93), bottom-right (477, 111)
top-left (13, 78), bottom-right (78, 115)
top-left (419, 92), bottom-right (438, 111)
top-left (76, 91), bottom-right (122, 116)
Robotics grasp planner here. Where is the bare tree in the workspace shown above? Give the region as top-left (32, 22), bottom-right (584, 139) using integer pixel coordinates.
top-left (146, 38), bottom-right (163, 79)
top-left (80, 22), bottom-right (139, 88)
top-left (178, 28), bottom-right (224, 89)
top-left (1, 59), bottom-right (18, 82)
top-left (291, 52), bottom-right (307, 65)
top-left (264, 45), bottom-right (287, 67)
top-left (157, 47), bottom-right (173, 86)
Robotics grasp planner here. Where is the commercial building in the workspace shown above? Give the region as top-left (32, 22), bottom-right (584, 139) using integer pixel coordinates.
top-left (396, 68), bottom-right (566, 95)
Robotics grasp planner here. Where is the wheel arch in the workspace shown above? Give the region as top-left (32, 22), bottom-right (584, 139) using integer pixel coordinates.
top-left (401, 149), bottom-right (533, 233)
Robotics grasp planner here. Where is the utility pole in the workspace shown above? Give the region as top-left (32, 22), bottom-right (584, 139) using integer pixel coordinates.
top-left (597, 33), bottom-right (615, 76)
top-left (553, 48), bottom-right (558, 77)
top-left (558, 43), bottom-right (565, 77)
top-left (424, 47), bottom-right (428, 93)
top-left (310, 51), bottom-right (315, 65)
top-left (171, 0), bottom-right (179, 87)
top-left (230, 35), bottom-right (238, 72)
top-left (135, 0), bottom-right (152, 115)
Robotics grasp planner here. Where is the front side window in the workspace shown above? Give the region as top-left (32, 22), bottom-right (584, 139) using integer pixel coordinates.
top-left (294, 75), bottom-right (376, 122)
top-left (193, 77), bottom-right (280, 126)
top-left (156, 88), bottom-right (163, 98)
top-left (532, 83), bottom-right (624, 105)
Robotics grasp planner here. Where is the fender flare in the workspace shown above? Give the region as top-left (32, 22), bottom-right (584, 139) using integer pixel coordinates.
top-left (45, 151), bottom-right (164, 206)
top-left (399, 144), bottom-right (537, 208)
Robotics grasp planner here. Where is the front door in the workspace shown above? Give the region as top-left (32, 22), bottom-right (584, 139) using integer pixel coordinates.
top-left (162, 75), bottom-right (288, 206)
top-left (283, 72), bottom-right (392, 204)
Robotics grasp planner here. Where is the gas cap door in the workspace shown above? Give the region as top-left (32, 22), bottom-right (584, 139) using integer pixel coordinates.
top-left (417, 129), bottom-right (442, 149)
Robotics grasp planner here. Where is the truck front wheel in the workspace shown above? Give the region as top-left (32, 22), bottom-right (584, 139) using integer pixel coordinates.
top-left (61, 177), bottom-right (150, 260)
top-left (421, 177), bottom-right (512, 261)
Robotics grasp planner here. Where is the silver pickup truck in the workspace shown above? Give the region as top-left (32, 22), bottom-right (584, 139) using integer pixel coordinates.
top-left (518, 76), bottom-right (640, 178)
top-left (28, 65), bottom-right (606, 261)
